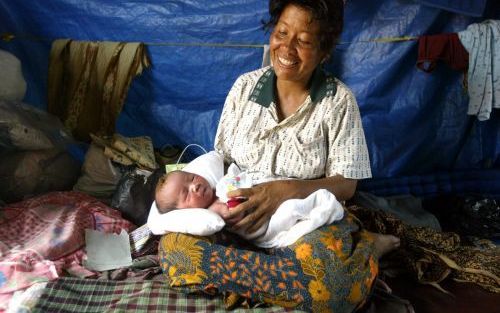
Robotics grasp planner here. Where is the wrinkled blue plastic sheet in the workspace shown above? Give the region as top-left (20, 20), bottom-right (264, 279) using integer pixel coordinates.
top-left (0, 0), bottom-right (499, 195)
top-left (359, 168), bottom-right (500, 197)
top-left (416, 0), bottom-right (488, 17)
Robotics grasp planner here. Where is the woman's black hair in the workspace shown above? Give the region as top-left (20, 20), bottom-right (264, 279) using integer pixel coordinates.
top-left (262, 0), bottom-right (344, 53)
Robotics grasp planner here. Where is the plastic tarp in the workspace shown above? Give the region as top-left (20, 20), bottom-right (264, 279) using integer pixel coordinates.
top-left (0, 0), bottom-right (499, 194)
top-left (416, 0), bottom-right (489, 17)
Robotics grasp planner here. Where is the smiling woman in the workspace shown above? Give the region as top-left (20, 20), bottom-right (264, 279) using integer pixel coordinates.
top-left (267, 3), bottom-right (338, 91)
top-left (270, 5), bottom-right (325, 88)
top-left (158, 0), bottom-right (399, 311)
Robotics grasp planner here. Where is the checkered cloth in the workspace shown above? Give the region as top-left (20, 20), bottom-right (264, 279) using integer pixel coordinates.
top-left (33, 277), bottom-right (305, 312)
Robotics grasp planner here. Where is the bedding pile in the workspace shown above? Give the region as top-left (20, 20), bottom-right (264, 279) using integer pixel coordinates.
top-left (0, 191), bottom-right (135, 311)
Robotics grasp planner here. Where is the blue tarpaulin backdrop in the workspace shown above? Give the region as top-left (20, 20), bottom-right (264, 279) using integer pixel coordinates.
top-left (1, 0), bottom-right (499, 195)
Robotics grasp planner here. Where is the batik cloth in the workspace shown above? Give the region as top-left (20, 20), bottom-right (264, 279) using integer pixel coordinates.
top-left (347, 205), bottom-right (500, 294)
top-left (158, 214), bottom-right (378, 313)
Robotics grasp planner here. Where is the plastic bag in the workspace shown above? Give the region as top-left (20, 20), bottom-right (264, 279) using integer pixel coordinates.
top-left (457, 197), bottom-right (500, 240)
top-left (0, 100), bottom-right (75, 152)
top-left (425, 195), bottom-right (500, 240)
top-left (111, 167), bottom-right (165, 225)
top-left (72, 143), bottom-right (123, 201)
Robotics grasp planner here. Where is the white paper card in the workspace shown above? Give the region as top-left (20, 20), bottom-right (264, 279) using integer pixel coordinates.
top-left (83, 229), bottom-right (133, 271)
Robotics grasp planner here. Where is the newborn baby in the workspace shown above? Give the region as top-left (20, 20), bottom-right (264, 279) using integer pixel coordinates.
top-left (149, 151), bottom-right (344, 248)
top-left (155, 169), bottom-right (245, 226)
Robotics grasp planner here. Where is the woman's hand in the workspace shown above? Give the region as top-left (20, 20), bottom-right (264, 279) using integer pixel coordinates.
top-left (223, 180), bottom-right (300, 234)
top-left (221, 175), bottom-right (358, 234)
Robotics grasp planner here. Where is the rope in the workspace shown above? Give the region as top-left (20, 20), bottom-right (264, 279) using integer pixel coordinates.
top-left (1, 32), bottom-right (418, 47)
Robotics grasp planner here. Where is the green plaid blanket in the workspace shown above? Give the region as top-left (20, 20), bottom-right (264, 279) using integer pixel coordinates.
top-left (33, 277), bottom-right (305, 312)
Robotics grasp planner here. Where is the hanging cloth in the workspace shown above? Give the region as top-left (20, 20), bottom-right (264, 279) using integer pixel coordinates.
top-left (48, 40), bottom-right (151, 141)
top-left (416, 33), bottom-right (469, 73)
top-left (458, 20), bottom-right (500, 121)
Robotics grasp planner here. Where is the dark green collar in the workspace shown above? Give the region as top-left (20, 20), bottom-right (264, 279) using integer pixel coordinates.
top-left (248, 67), bottom-right (337, 107)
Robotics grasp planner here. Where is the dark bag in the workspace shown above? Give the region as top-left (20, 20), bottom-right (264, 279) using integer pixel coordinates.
top-left (425, 195), bottom-right (500, 241)
top-left (111, 167), bottom-right (164, 225)
top-left (456, 196), bottom-right (500, 240)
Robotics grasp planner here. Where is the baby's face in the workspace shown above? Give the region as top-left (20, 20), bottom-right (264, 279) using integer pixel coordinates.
top-left (164, 171), bottom-right (215, 209)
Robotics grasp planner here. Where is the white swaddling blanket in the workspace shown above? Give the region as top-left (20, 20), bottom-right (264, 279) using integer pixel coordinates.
top-left (147, 151), bottom-right (344, 248)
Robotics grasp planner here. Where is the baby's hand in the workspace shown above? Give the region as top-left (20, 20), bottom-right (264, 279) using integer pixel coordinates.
top-left (224, 198), bottom-right (246, 226)
top-left (207, 200), bottom-right (229, 216)
top-left (208, 199), bottom-right (246, 226)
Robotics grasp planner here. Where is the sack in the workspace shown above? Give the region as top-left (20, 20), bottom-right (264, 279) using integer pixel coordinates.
top-left (0, 149), bottom-right (80, 203)
top-left (111, 167), bottom-right (164, 225)
top-left (0, 100), bottom-right (75, 152)
top-left (73, 143), bottom-right (123, 202)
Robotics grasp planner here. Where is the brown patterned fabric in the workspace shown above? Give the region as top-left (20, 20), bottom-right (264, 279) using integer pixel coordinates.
top-left (48, 39), bottom-right (150, 142)
top-left (347, 205), bottom-right (500, 293)
top-left (90, 133), bottom-right (157, 170)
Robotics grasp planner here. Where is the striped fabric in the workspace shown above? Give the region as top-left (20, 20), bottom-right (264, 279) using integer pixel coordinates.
top-left (33, 277), bottom-right (304, 313)
top-left (129, 224), bottom-right (159, 258)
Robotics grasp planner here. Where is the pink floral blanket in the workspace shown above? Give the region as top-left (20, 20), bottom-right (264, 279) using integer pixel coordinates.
top-left (0, 191), bottom-right (135, 311)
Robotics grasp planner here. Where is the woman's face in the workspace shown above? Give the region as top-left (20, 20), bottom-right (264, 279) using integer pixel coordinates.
top-left (270, 4), bottom-right (326, 85)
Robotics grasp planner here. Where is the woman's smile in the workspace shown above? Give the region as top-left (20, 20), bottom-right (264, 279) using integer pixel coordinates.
top-left (270, 4), bottom-right (325, 85)
top-left (277, 55), bottom-right (298, 67)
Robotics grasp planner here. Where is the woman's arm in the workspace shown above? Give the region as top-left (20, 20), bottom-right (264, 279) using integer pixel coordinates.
top-left (223, 175), bottom-right (357, 233)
